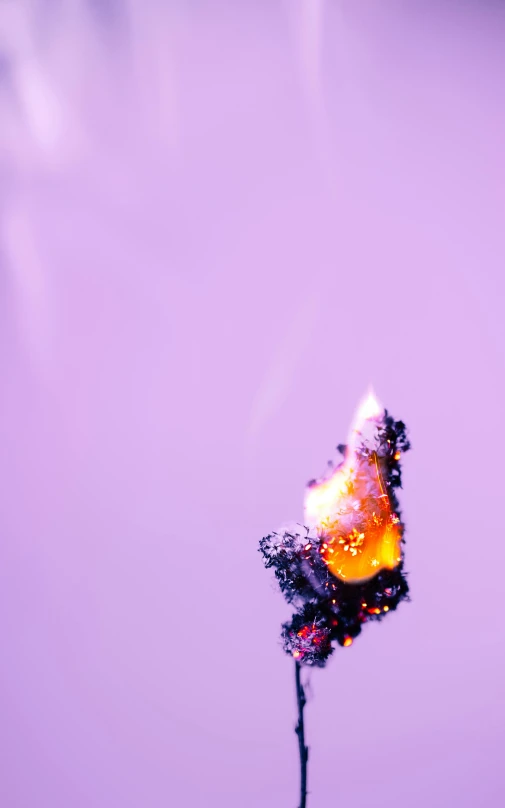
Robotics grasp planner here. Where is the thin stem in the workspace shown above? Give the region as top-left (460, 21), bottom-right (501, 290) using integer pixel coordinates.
top-left (294, 661), bottom-right (309, 808)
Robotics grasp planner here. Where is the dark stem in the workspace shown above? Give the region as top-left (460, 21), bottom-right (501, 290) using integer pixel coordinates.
top-left (294, 661), bottom-right (309, 808)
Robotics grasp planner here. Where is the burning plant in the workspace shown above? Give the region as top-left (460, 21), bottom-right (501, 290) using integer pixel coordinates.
top-left (259, 391), bottom-right (411, 806)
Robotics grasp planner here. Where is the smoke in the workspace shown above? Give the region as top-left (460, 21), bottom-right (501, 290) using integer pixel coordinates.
top-left (0, 0), bottom-right (182, 371)
top-left (285, 0), bottom-right (336, 191)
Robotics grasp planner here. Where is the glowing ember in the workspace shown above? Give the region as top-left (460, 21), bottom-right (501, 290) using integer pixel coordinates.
top-left (304, 390), bottom-right (402, 583)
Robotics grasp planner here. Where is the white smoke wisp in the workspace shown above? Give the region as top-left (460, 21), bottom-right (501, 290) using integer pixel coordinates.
top-left (0, 0), bottom-right (181, 372)
top-left (286, 0), bottom-right (336, 191)
top-left (246, 291), bottom-right (319, 448)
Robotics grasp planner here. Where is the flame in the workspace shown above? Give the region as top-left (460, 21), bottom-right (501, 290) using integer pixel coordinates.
top-left (354, 389), bottom-right (383, 426)
top-left (304, 390), bottom-right (402, 583)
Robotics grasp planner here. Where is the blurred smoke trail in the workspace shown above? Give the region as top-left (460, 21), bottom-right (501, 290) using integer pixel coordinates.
top-left (0, 1), bottom-right (62, 374)
top-left (286, 0), bottom-right (338, 191)
top-left (243, 289), bottom-right (319, 524)
top-left (290, 0), bottom-right (325, 107)
top-left (2, 203), bottom-right (51, 373)
top-left (0, 0), bottom-right (181, 372)
top-left (125, 0), bottom-right (181, 154)
top-left (244, 3), bottom-right (329, 469)
top-left (246, 290), bottom-right (319, 448)
top-left (0, 1), bottom-right (100, 170)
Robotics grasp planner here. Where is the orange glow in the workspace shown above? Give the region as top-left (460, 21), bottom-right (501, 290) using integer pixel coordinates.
top-left (343, 637), bottom-right (353, 647)
top-left (293, 650), bottom-right (301, 658)
top-left (304, 390), bottom-right (402, 583)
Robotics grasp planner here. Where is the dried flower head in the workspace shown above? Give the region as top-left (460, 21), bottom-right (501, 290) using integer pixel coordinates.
top-left (259, 394), bottom-right (411, 666)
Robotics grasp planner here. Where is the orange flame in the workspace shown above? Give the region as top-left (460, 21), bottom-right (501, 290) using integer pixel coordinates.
top-left (304, 390), bottom-right (402, 583)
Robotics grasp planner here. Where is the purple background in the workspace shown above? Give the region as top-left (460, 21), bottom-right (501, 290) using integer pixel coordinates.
top-left (1, 2), bottom-right (505, 806)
